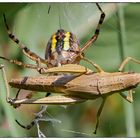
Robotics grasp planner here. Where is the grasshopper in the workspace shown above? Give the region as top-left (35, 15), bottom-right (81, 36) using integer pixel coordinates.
top-left (1, 56), bottom-right (140, 134)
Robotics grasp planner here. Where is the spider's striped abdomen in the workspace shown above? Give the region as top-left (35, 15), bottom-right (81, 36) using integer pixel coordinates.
top-left (45, 29), bottom-right (81, 67)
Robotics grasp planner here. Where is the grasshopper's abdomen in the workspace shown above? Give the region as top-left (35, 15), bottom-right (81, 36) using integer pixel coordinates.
top-left (63, 72), bottom-right (140, 99)
top-left (98, 72), bottom-right (140, 95)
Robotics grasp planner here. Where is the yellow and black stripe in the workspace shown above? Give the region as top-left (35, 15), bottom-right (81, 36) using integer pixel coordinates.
top-left (51, 30), bottom-right (71, 53)
top-left (95, 3), bottom-right (105, 35)
top-left (45, 29), bottom-right (77, 59)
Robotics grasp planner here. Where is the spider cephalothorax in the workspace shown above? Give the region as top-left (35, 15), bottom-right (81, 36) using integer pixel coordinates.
top-left (45, 29), bottom-right (81, 67)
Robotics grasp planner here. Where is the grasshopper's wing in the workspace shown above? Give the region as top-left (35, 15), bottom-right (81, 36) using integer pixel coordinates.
top-left (46, 64), bottom-right (93, 74)
top-left (11, 95), bottom-right (87, 105)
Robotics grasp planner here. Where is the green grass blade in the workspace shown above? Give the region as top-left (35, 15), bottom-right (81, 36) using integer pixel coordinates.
top-left (117, 3), bottom-right (136, 137)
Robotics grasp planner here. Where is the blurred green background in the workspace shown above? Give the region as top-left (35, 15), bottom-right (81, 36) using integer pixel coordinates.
top-left (0, 2), bottom-right (140, 137)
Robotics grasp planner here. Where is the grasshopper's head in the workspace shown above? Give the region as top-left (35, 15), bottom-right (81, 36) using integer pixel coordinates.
top-left (45, 29), bottom-right (82, 68)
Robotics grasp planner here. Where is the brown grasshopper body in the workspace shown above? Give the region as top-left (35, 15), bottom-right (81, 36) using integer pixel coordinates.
top-left (9, 71), bottom-right (140, 104)
top-left (1, 56), bottom-right (140, 134)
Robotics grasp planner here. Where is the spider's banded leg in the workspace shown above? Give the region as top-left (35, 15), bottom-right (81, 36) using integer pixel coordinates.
top-left (15, 105), bottom-right (47, 130)
top-left (35, 58), bottom-right (48, 74)
top-left (70, 3), bottom-right (105, 63)
top-left (80, 3), bottom-right (105, 53)
top-left (119, 57), bottom-right (140, 72)
top-left (0, 56), bottom-right (38, 69)
top-left (32, 93), bottom-right (51, 130)
top-left (0, 56), bottom-right (48, 75)
top-left (15, 95), bottom-right (85, 130)
top-left (15, 116), bottom-right (40, 130)
top-left (3, 14), bottom-right (47, 65)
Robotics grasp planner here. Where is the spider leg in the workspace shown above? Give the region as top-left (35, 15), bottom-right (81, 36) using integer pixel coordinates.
top-left (15, 117), bottom-right (38, 130)
top-left (70, 3), bottom-right (105, 63)
top-left (3, 14), bottom-right (48, 65)
top-left (80, 3), bottom-right (105, 53)
top-left (15, 106), bottom-right (48, 130)
top-left (0, 56), bottom-right (38, 69)
top-left (0, 56), bottom-right (49, 75)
